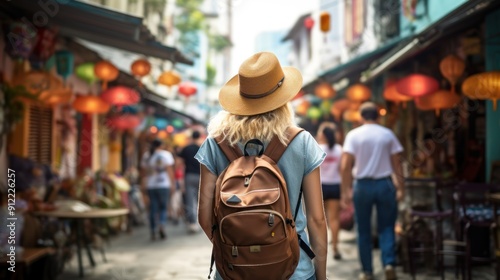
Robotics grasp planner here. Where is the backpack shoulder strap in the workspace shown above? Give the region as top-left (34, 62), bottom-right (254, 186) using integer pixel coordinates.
top-left (215, 136), bottom-right (243, 162)
top-left (264, 126), bottom-right (304, 163)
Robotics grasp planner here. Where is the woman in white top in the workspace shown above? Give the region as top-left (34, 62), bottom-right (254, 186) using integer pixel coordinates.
top-left (140, 139), bottom-right (176, 241)
top-left (316, 122), bottom-right (343, 260)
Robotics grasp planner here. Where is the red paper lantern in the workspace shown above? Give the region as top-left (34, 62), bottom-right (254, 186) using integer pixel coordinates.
top-left (396, 74), bottom-right (439, 97)
top-left (383, 78), bottom-right (412, 107)
top-left (347, 84), bottom-right (371, 102)
top-left (178, 81), bottom-right (197, 97)
top-left (106, 114), bottom-right (142, 130)
top-left (304, 17), bottom-right (315, 29)
top-left (100, 86), bottom-right (140, 107)
top-left (72, 95), bottom-right (110, 114)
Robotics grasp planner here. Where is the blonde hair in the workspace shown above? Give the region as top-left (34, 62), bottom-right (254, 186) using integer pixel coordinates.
top-left (208, 103), bottom-right (296, 146)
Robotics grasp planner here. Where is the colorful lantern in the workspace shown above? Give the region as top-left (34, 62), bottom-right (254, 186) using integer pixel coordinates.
top-left (55, 50), bottom-right (74, 84)
top-left (158, 71), bottom-right (181, 87)
top-left (320, 12), bottom-right (331, 33)
top-left (307, 107), bottom-right (322, 120)
top-left (30, 27), bottom-right (58, 66)
top-left (173, 133), bottom-right (189, 147)
top-left (39, 87), bottom-right (73, 106)
top-left (94, 60), bottom-right (119, 90)
top-left (314, 82), bottom-right (336, 99)
top-left (439, 54), bottom-right (465, 93)
top-left (343, 109), bottom-right (362, 123)
top-left (330, 98), bottom-right (351, 121)
top-left (415, 90), bottom-right (461, 116)
top-left (106, 114), bottom-right (142, 130)
top-left (396, 74), bottom-right (439, 97)
top-left (347, 84), bottom-right (372, 102)
top-left (100, 86), bottom-right (140, 108)
top-left (76, 63), bottom-right (98, 85)
top-left (304, 17), bottom-right (315, 30)
top-left (12, 71), bottom-right (62, 95)
top-left (293, 89), bottom-right (305, 101)
top-left (154, 118), bottom-right (168, 129)
top-left (171, 119), bottom-right (184, 129)
top-left (131, 59), bottom-right (151, 77)
top-left (462, 71), bottom-right (500, 110)
top-left (72, 95), bottom-right (110, 114)
top-left (295, 100), bottom-right (310, 116)
top-left (383, 78), bottom-right (412, 107)
top-left (178, 81), bottom-right (197, 98)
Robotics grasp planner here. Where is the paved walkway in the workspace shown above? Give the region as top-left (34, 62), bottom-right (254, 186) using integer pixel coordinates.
top-left (58, 222), bottom-right (495, 280)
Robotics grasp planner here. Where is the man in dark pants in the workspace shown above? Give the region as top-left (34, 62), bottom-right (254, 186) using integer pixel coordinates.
top-left (340, 102), bottom-right (404, 280)
top-left (178, 130), bottom-right (203, 233)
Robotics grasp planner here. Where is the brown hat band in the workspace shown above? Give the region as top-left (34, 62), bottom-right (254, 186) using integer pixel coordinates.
top-left (240, 77), bottom-right (285, 99)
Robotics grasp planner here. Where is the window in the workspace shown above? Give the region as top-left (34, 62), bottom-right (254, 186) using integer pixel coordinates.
top-left (28, 104), bottom-right (53, 165)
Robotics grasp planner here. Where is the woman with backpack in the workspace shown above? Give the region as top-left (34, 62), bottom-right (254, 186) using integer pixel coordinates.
top-left (316, 122), bottom-right (343, 260)
top-left (195, 52), bottom-right (328, 280)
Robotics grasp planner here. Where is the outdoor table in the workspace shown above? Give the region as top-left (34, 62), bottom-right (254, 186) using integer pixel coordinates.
top-left (34, 208), bottom-right (129, 278)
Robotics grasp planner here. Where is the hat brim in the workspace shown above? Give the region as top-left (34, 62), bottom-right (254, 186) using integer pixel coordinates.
top-left (219, 66), bottom-right (303, 116)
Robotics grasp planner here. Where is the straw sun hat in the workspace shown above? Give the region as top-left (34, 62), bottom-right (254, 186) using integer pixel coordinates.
top-left (219, 52), bottom-right (303, 116)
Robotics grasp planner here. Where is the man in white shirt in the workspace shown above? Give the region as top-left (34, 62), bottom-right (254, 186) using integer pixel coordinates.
top-left (340, 102), bottom-right (404, 280)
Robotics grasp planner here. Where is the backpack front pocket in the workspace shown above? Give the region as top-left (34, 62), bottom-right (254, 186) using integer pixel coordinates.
top-left (219, 210), bottom-right (287, 245)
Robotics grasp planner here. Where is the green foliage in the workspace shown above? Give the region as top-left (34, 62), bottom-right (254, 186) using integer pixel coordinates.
top-left (209, 34), bottom-right (232, 52)
top-left (205, 63), bottom-right (216, 86)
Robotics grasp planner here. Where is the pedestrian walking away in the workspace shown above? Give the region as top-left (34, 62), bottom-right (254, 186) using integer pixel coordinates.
top-left (140, 139), bottom-right (176, 241)
top-left (178, 130), bottom-right (203, 233)
top-left (195, 52), bottom-right (328, 280)
top-left (316, 121), bottom-right (344, 261)
top-left (340, 102), bottom-right (405, 280)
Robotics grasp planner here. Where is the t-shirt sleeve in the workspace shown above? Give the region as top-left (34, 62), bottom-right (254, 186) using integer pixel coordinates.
top-left (194, 138), bottom-right (219, 175)
top-left (303, 132), bottom-right (326, 176)
top-left (342, 133), bottom-right (355, 155)
top-left (163, 151), bottom-right (175, 166)
top-left (390, 134), bottom-right (404, 155)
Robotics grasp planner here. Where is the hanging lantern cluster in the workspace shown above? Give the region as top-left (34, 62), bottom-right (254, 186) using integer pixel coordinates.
top-left (347, 83), bottom-right (371, 102)
top-left (72, 95), bottom-right (110, 114)
top-left (439, 54), bottom-right (465, 93)
top-left (383, 78), bottom-right (412, 107)
top-left (462, 71), bottom-right (500, 110)
top-left (314, 82), bottom-right (336, 100)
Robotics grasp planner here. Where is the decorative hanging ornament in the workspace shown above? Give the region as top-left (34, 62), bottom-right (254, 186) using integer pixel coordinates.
top-left (131, 59), bottom-right (151, 77)
top-left (439, 54), bottom-right (465, 94)
top-left (55, 50), bottom-right (74, 85)
top-left (307, 106), bottom-right (322, 121)
top-left (330, 98), bottom-right (351, 121)
top-left (396, 74), bottom-right (439, 97)
top-left (462, 71), bottom-right (500, 110)
top-left (383, 78), bottom-right (412, 107)
top-left (347, 83), bottom-right (372, 102)
top-left (295, 100), bottom-right (310, 116)
top-left (72, 95), bottom-right (110, 114)
top-left (415, 90), bottom-right (461, 116)
top-left (3, 20), bottom-right (37, 60)
top-left (178, 81), bottom-right (197, 98)
top-left (39, 87), bottom-right (73, 106)
top-left (158, 71), bottom-right (181, 87)
top-left (343, 109), bottom-right (362, 123)
top-left (94, 60), bottom-right (119, 90)
top-left (314, 82), bottom-right (336, 100)
top-left (304, 16), bottom-right (315, 30)
top-left (106, 114), bottom-right (142, 130)
top-left (100, 86), bottom-right (140, 109)
top-left (76, 63), bottom-right (98, 85)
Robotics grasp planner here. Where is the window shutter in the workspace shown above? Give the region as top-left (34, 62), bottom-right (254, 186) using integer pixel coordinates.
top-left (28, 104), bottom-right (53, 164)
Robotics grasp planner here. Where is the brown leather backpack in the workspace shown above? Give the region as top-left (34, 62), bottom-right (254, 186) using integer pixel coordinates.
top-left (210, 127), bottom-right (312, 280)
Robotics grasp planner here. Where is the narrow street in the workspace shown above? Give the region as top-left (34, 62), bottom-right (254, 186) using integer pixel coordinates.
top-left (58, 222), bottom-right (496, 280)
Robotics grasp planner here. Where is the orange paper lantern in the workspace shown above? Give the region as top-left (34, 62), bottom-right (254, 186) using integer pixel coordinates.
top-left (72, 95), bottom-right (110, 114)
top-left (383, 79), bottom-right (412, 107)
top-left (347, 84), bottom-right (371, 102)
top-left (330, 98), bottom-right (351, 121)
top-left (131, 59), bottom-right (151, 77)
top-left (158, 71), bottom-right (181, 87)
top-left (462, 71), bottom-right (500, 110)
top-left (343, 109), bottom-right (361, 123)
top-left (396, 74), bottom-right (439, 97)
top-left (314, 82), bottom-right (336, 99)
top-left (39, 87), bottom-right (73, 105)
top-left (415, 90), bottom-right (461, 116)
top-left (295, 100), bottom-right (310, 115)
top-left (439, 54), bottom-right (465, 93)
top-left (94, 60), bottom-right (119, 90)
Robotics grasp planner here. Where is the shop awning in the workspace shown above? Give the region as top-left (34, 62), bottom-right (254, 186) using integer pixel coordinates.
top-left (302, 36), bottom-right (407, 92)
top-left (360, 0), bottom-right (500, 83)
top-left (0, 0), bottom-right (193, 65)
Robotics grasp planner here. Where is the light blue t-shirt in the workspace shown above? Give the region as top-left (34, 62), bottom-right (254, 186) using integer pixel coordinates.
top-left (195, 130), bottom-right (325, 280)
